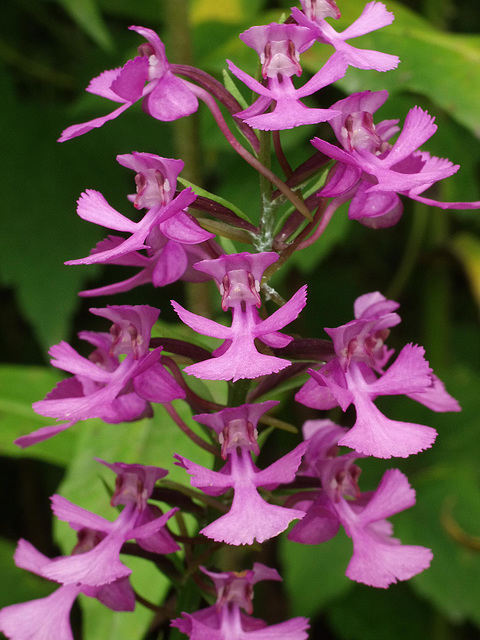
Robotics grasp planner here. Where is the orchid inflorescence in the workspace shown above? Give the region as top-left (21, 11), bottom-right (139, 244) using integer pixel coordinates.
top-left (1, 1), bottom-right (477, 638)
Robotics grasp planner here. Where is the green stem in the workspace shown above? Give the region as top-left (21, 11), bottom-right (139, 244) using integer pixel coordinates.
top-left (164, 403), bottom-right (222, 459)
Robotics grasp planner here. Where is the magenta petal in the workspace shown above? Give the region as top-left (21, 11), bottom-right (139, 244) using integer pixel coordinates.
top-left (75, 190), bottom-right (138, 232)
top-left (341, 1), bottom-right (395, 38)
top-left (311, 136), bottom-right (360, 167)
top-left (143, 74), bottom-right (198, 121)
top-left (14, 538), bottom-right (51, 575)
top-left (227, 60), bottom-right (271, 98)
top-left (295, 54), bottom-right (348, 98)
top-left (161, 211), bottom-right (214, 244)
top-left (242, 617), bottom-right (310, 639)
top-left (15, 421), bottom-right (76, 448)
top-left (171, 300), bottom-right (232, 339)
top-left (348, 184), bottom-right (403, 226)
top-left (346, 531), bottom-right (432, 588)
top-left (134, 362), bottom-right (185, 403)
top-left (321, 163), bottom-right (361, 197)
top-left (368, 344), bottom-right (432, 396)
top-left (92, 577), bottom-right (136, 612)
top-left (339, 392), bottom-right (437, 458)
top-left (201, 483), bottom-right (305, 545)
top-left (44, 533), bottom-right (130, 586)
top-left (336, 43), bottom-right (399, 72)
top-left (360, 469), bottom-right (416, 521)
top-left (58, 102), bottom-right (132, 143)
top-left (79, 267), bottom-right (154, 297)
top-left (383, 106), bottom-right (437, 168)
top-left (244, 100), bottom-right (340, 131)
top-left (110, 56), bottom-right (149, 102)
top-left (253, 286), bottom-right (307, 337)
top-left (407, 374), bottom-right (461, 412)
top-left (295, 375), bottom-right (339, 410)
top-left (255, 442), bottom-right (309, 489)
top-left (151, 241), bottom-right (188, 286)
top-left (0, 584), bottom-right (80, 640)
top-left (175, 454), bottom-right (232, 496)
top-left (288, 493), bottom-right (340, 544)
top-left (50, 495), bottom-right (112, 533)
top-left (48, 341), bottom-right (112, 381)
top-left (184, 340), bottom-right (290, 382)
top-left (407, 193), bottom-right (480, 210)
top-left (86, 67), bottom-right (125, 101)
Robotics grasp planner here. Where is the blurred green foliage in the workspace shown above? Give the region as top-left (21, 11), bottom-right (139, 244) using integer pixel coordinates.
top-left (1, 0), bottom-right (479, 638)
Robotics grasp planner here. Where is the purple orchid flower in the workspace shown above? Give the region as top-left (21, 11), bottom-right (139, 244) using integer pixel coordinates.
top-left (67, 152), bottom-right (217, 294)
top-left (312, 90), bottom-right (480, 227)
top-left (296, 292), bottom-right (460, 458)
top-left (17, 305), bottom-right (185, 447)
top-left (95, 459), bottom-right (180, 554)
top-left (289, 420), bottom-right (432, 588)
top-left (227, 23), bottom-right (348, 130)
top-left (65, 154), bottom-right (199, 267)
top-left (59, 26), bottom-right (199, 142)
top-left (172, 563), bottom-right (310, 639)
top-left (292, 1), bottom-right (400, 71)
top-left (44, 496), bottom-right (176, 586)
top-left (175, 402), bottom-right (308, 545)
top-left (42, 460), bottom-right (179, 587)
top-left (0, 538), bottom-right (135, 640)
top-left (171, 252), bottom-right (307, 381)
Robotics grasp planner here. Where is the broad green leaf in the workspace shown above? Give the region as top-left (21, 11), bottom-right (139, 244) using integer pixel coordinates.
top-left (371, 366), bottom-right (480, 627)
top-left (279, 530), bottom-right (354, 618)
top-left (0, 365), bottom-right (75, 466)
top-left (396, 463), bottom-right (480, 628)
top-left (56, 0), bottom-right (113, 51)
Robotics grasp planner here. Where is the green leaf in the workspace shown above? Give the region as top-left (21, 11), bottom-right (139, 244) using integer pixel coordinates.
top-left (178, 176), bottom-right (253, 223)
top-left (279, 530), bottom-right (354, 618)
top-left (56, 0), bottom-right (114, 52)
top-left (396, 463), bottom-right (480, 627)
top-left (0, 365), bottom-right (75, 466)
top-left (222, 69), bottom-right (249, 110)
top-left (375, 366), bottom-right (480, 628)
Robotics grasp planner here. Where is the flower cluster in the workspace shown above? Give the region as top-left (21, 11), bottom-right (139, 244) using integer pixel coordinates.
top-left (3, 0), bottom-right (477, 638)
top-left (0, 461), bottom-right (178, 639)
